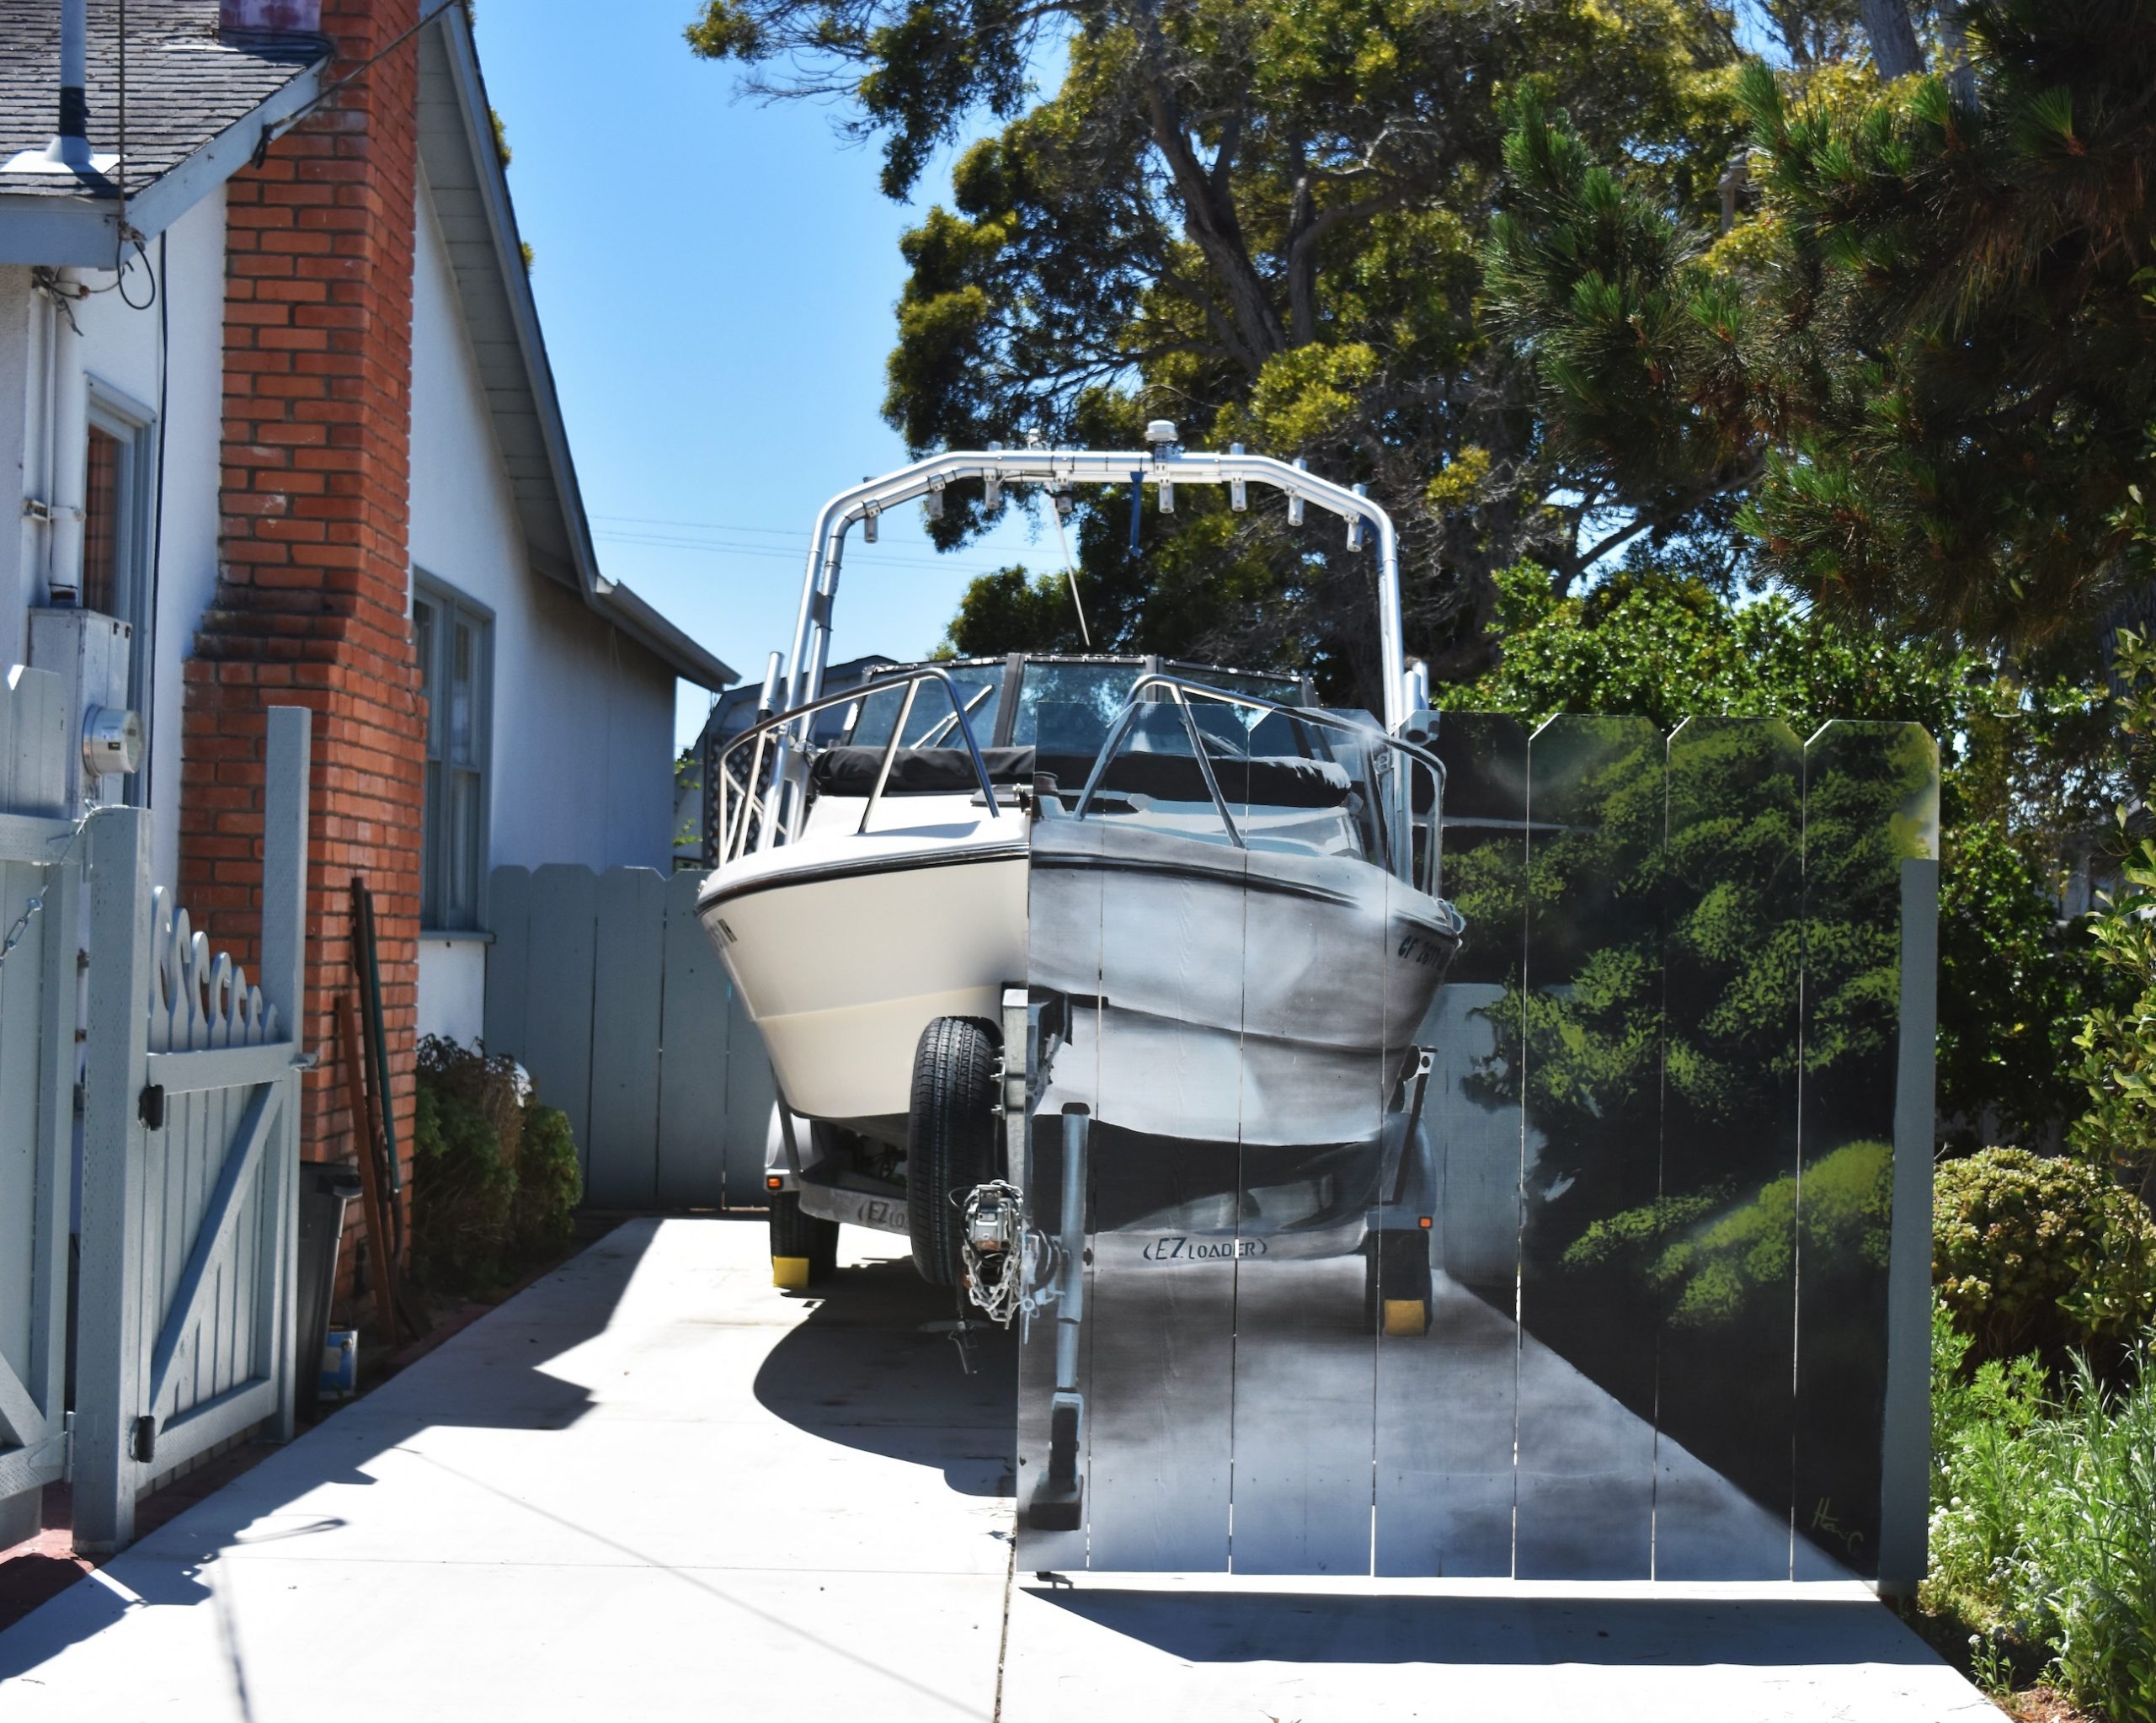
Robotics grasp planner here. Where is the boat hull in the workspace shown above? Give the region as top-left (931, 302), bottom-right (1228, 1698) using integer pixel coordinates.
top-left (697, 821), bottom-right (1028, 1130)
top-left (1029, 817), bottom-right (1461, 1146)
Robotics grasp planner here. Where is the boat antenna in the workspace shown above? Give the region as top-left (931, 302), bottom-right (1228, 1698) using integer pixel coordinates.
top-left (1049, 484), bottom-right (1091, 647)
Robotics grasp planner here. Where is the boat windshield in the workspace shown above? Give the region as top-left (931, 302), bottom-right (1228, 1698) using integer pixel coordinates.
top-left (849, 662), bottom-right (1003, 750)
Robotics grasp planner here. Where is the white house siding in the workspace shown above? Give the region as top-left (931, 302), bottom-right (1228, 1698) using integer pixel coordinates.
top-left (407, 177), bottom-right (677, 1041)
top-left (0, 199), bottom-right (225, 894)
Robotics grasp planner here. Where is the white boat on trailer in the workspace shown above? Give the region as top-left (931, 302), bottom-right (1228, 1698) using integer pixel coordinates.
top-left (693, 429), bottom-right (1465, 1331)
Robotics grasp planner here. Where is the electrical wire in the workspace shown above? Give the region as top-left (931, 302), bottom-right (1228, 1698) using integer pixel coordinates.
top-left (254, 0), bottom-right (460, 164)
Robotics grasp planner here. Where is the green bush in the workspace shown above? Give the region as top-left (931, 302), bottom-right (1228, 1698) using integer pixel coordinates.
top-left (1934, 1147), bottom-right (2156, 1367)
top-left (1929, 1308), bottom-right (2156, 1722)
top-left (513, 1102), bottom-right (581, 1259)
top-left (411, 1036), bottom-right (582, 1296)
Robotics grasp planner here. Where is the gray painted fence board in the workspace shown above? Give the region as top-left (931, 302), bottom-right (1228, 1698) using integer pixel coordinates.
top-left (488, 864), bottom-right (773, 1211)
top-left (522, 865), bottom-right (599, 1172)
top-left (657, 869), bottom-right (728, 1208)
top-left (483, 866), bottom-right (531, 1059)
top-left (588, 869), bottom-right (666, 1208)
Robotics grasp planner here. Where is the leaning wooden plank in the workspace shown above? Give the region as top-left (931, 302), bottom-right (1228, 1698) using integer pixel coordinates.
top-left (146, 1084), bottom-right (280, 1417)
top-left (587, 869), bottom-right (665, 1208)
top-left (337, 992), bottom-right (405, 1347)
top-left (657, 869), bottom-right (728, 1208)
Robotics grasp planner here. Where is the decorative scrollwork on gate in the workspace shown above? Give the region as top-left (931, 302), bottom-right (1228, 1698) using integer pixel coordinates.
top-left (146, 888), bottom-right (277, 1053)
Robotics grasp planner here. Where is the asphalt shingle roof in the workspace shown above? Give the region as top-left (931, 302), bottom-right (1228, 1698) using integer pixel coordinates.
top-left (0, 0), bottom-right (325, 199)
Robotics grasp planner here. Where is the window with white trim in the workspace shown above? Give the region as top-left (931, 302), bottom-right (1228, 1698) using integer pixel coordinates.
top-left (83, 381), bottom-right (158, 793)
top-left (413, 578), bottom-right (492, 931)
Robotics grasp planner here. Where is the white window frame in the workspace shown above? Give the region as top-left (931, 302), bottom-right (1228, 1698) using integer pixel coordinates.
top-left (413, 573), bottom-right (494, 933)
top-left (84, 376), bottom-right (158, 800)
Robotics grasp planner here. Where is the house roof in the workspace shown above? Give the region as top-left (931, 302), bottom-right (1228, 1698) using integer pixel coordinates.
top-left (413, 8), bottom-right (735, 692)
top-left (0, 0), bottom-right (328, 265)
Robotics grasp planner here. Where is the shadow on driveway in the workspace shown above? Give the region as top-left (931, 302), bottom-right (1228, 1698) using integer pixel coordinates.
top-left (753, 1250), bottom-right (1017, 1498)
top-left (1022, 1585), bottom-right (1940, 1668)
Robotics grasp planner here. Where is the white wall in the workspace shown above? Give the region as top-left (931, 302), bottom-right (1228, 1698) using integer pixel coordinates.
top-left (52, 193), bottom-right (229, 894)
top-left (408, 175), bottom-right (679, 1039)
top-left (416, 937), bottom-right (486, 1047)
top-left (408, 178), bottom-right (678, 879)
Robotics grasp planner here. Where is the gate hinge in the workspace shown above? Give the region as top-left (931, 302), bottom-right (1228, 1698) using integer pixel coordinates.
top-left (131, 1415), bottom-right (157, 1466)
top-left (138, 1084), bottom-right (165, 1130)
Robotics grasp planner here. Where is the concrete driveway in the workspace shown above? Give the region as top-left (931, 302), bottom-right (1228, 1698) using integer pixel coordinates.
top-left (0, 1219), bottom-right (1993, 1720)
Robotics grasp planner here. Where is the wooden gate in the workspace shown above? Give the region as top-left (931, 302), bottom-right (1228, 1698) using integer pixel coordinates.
top-left (483, 865), bottom-right (773, 1210)
top-left (72, 708), bottom-right (311, 1552)
top-left (0, 668), bottom-right (82, 1550)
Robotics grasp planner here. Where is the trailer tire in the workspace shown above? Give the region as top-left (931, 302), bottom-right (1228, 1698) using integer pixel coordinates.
top-left (907, 1016), bottom-right (1000, 1286)
top-left (770, 1191), bottom-right (839, 1288)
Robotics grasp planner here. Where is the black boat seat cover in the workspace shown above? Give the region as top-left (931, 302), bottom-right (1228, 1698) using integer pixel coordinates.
top-left (808, 744), bottom-right (1353, 808)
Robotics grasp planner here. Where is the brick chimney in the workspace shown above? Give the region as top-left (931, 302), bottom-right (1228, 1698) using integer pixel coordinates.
top-left (186, 0), bottom-right (425, 1293)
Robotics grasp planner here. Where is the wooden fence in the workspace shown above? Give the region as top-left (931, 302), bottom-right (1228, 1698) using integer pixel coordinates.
top-left (0, 668), bottom-right (81, 1552)
top-left (482, 865), bottom-right (773, 1210)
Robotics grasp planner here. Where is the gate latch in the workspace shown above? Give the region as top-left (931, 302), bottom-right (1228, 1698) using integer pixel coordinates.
top-left (137, 1084), bottom-right (165, 1130)
top-left (131, 1416), bottom-right (156, 1465)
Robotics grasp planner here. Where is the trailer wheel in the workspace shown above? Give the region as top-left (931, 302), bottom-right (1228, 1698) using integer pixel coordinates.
top-left (770, 1191), bottom-right (839, 1288)
top-left (1365, 1231), bottom-right (1433, 1336)
top-left (907, 1016), bottom-right (1000, 1286)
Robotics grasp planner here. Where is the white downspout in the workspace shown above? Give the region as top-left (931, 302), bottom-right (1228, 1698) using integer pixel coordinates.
top-left (15, 280), bottom-right (52, 653)
top-left (45, 270), bottom-right (86, 605)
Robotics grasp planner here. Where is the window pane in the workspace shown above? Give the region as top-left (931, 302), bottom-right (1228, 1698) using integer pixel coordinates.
top-left (83, 424), bottom-right (122, 616)
top-left (851, 663), bottom-right (1001, 749)
top-left (448, 769), bottom-right (480, 926)
top-left (450, 616), bottom-right (478, 765)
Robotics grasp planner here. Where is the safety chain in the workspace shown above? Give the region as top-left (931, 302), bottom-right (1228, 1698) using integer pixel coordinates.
top-left (0, 812), bottom-right (103, 971)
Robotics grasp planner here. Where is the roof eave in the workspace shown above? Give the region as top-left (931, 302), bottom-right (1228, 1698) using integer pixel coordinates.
top-left (430, 8), bottom-right (734, 693)
top-left (0, 56), bottom-right (327, 266)
top-left (595, 580), bottom-right (736, 691)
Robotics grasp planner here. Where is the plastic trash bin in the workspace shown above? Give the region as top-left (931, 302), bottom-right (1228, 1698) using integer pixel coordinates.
top-left (295, 1164), bottom-right (363, 1426)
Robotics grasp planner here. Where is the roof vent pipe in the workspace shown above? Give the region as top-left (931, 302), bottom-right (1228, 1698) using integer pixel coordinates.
top-left (2, 0), bottom-right (117, 176)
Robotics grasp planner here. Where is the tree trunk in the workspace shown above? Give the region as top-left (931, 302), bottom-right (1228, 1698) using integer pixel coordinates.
top-left (1859, 0), bottom-right (1925, 80)
top-left (1936, 3), bottom-right (1979, 106)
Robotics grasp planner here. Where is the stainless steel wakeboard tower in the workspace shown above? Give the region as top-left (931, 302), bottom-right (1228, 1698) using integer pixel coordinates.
top-left (758, 424), bottom-right (1417, 847)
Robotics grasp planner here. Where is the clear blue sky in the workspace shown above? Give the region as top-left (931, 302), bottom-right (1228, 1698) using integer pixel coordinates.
top-left (472, 4), bottom-right (1054, 749)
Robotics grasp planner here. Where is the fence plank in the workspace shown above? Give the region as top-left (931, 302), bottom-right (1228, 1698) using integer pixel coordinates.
top-left (75, 807), bottom-right (156, 1554)
top-left (483, 866), bottom-right (532, 1060)
top-left (658, 870), bottom-right (728, 1208)
top-left (522, 865), bottom-right (598, 1175)
top-left (587, 869), bottom-right (665, 1208)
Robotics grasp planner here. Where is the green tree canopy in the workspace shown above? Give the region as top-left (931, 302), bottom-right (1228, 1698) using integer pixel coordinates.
top-left (690, 0), bottom-right (1758, 701)
top-left (1486, 0), bottom-right (2156, 674)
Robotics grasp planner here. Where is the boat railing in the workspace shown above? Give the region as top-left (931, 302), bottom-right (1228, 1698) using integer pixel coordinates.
top-left (714, 664), bottom-right (1002, 863)
top-left (1070, 674), bottom-right (1446, 895)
